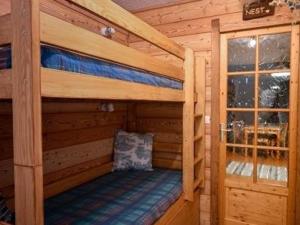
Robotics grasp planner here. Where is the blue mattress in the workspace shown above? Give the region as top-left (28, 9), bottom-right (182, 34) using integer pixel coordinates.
top-left (44, 169), bottom-right (182, 225)
top-left (0, 45), bottom-right (183, 90)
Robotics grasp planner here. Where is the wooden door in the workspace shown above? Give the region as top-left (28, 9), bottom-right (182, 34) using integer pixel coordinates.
top-left (219, 25), bottom-right (299, 225)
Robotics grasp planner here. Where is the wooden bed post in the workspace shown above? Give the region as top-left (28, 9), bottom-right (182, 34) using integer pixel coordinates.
top-left (183, 48), bottom-right (195, 201)
top-left (11, 0), bottom-right (44, 225)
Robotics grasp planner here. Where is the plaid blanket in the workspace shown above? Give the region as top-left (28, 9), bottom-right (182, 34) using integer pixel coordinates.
top-left (45, 169), bottom-right (182, 225)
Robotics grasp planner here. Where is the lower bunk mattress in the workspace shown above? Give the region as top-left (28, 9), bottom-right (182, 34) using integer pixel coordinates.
top-left (44, 169), bottom-right (182, 225)
top-left (0, 45), bottom-right (183, 90)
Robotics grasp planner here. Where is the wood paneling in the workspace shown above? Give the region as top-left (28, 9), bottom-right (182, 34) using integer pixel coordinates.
top-left (129, 2), bottom-right (300, 42)
top-left (211, 19), bottom-right (220, 225)
top-left (0, 100), bottom-right (127, 208)
top-left (0, 0), bottom-right (10, 16)
top-left (183, 48), bottom-right (195, 201)
top-left (69, 0), bottom-right (185, 59)
top-left (134, 102), bottom-right (183, 170)
top-left (0, 14), bottom-right (11, 45)
top-left (40, 0), bottom-right (129, 45)
top-left (226, 188), bottom-right (287, 225)
top-left (113, 0), bottom-right (197, 13)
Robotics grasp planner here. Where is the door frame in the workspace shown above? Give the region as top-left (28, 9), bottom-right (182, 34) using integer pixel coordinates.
top-left (217, 25), bottom-right (299, 225)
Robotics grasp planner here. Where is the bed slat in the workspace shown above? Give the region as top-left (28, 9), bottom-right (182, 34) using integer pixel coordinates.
top-left (69, 0), bottom-right (185, 59)
top-left (40, 12), bottom-right (184, 81)
top-left (41, 68), bottom-right (184, 102)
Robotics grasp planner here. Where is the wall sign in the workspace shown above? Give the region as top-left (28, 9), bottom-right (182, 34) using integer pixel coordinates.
top-left (243, 0), bottom-right (275, 20)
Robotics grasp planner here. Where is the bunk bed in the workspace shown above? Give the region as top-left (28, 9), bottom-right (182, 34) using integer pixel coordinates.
top-left (0, 0), bottom-right (206, 224)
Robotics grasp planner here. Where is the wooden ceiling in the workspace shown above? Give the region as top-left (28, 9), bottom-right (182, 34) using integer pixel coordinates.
top-left (112, 0), bottom-right (196, 12)
top-left (0, 0), bottom-right (195, 16)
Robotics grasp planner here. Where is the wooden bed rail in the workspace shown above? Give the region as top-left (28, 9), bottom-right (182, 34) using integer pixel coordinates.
top-left (40, 12), bottom-right (184, 81)
top-left (0, 14), bottom-right (11, 45)
top-left (68, 0), bottom-right (185, 60)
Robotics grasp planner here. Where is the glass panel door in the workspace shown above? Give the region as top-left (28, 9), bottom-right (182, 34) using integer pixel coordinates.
top-left (220, 25), bottom-right (299, 225)
top-left (223, 31), bottom-right (293, 187)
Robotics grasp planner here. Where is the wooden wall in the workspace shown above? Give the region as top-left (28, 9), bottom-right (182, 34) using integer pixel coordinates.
top-left (0, 100), bottom-right (184, 210)
top-left (0, 100), bottom-right (127, 208)
top-left (128, 2), bottom-right (300, 225)
top-left (134, 102), bottom-right (183, 170)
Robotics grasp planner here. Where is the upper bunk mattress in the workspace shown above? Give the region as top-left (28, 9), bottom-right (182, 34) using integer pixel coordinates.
top-left (0, 45), bottom-right (183, 90)
top-left (44, 169), bottom-right (182, 225)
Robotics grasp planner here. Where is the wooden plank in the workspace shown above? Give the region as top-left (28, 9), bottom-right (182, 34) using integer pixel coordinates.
top-left (113, 0), bottom-right (197, 13)
top-left (194, 57), bottom-right (206, 189)
top-left (153, 158), bottom-right (182, 170)
top-left (287, 24), bottom-right (299, 225)
top-left (136, 102), bottom-right (182, 118)
top-left (44, 139), bottom-right (113, 174)
top-left (41, 68), bottom-right (184, 102)
top-left (44, 162), bottom-right (112, 198)
top-left (136, 118), bottom-right (182, 133)
top-left (43, 111), bottom-right (126, 133)
top-left (0, 70), bottom-right (12, 99)
top-left (42, 101), bottom-right (127, 114)
top-left (130, 33), bottom-right (211, 56)
top-left (0, 14), bottom-right (11, 45)
top-left (40, 12), bottom-right (184, 81)
top-left (153, 142), bottom-right (182, 153)
top-left (226, 188), bottom-right (287, 225)
top-left (156, 190), bottom-right (200, 225)
top-left (14, 166), bottom-right (43, 225)
top-left (211, 19), bottom-right (220, 225)
top-left (44, 155), bottom-right (112, 186)
top-left (183, 48), bottom-right (195, 201)
top-left (43, 125), bottom-right (121, 151)
top-left (11, 0), bottom-right (44, 224)
top-left (128, 3), bottom-right (300, 42)
top-left (134, 0), bottom-right (241, 26)
top-left (40, 0), bottom-right (128, 45)
top-left (297, 24), bottom-right (300, 225)
top-left (69, 0), bottom-right (185, 59)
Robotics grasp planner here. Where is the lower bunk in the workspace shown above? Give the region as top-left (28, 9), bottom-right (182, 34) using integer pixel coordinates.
top-left (44, 169), bottom-right (183, 225)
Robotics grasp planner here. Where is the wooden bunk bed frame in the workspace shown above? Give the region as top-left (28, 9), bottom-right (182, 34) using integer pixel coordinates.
top-left (0, 0), bottom-right (205, 224)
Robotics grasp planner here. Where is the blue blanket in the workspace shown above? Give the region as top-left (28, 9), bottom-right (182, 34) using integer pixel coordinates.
top-left (45, 169), bottom-right (182, 225)
top-left (0, 45), bottom-right (183, 90)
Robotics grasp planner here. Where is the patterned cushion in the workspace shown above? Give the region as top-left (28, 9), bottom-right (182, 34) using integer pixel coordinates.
top-left (113, 130), bottom-right (154, 171)
top-left (0, 194), bottom-right (14, 224)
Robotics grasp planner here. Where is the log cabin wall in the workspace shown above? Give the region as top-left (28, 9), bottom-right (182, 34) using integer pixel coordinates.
top-left (134, 102), bottom-right (183, 170)
top-left (127, 2), bottom-right (300, 225)
top-left (0, 100), bottom-right (127, 209)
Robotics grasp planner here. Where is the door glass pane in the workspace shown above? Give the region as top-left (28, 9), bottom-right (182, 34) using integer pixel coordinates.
top-left (226, 147), bottom-right (253, 178)
top-left (228, 75), bottom-right (255, 108)
top-left (227, 112), bottom-right (254, 145)
top-left (228, 37), bottom-right (256, 72)
top-left (259, 33), bottom-right (291, 70)
top-left (257, 149), bottom-right (288, 186)
top-left (257, 112), bottom-right (289, 147)
top-left (259, 73), bottom-right (290, 108)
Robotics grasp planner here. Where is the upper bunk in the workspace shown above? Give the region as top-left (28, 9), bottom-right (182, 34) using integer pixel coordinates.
top-left (0, 0), bottom-right (188, 102)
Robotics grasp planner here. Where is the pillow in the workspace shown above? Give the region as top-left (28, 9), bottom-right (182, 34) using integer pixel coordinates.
top-left (113, 130), bottom-right (154, 171)
top-left (0, 194), bottom-right (14, 224)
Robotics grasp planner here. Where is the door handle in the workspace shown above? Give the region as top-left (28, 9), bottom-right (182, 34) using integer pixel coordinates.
top-left (220, 123), bottom-right (231, 142)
